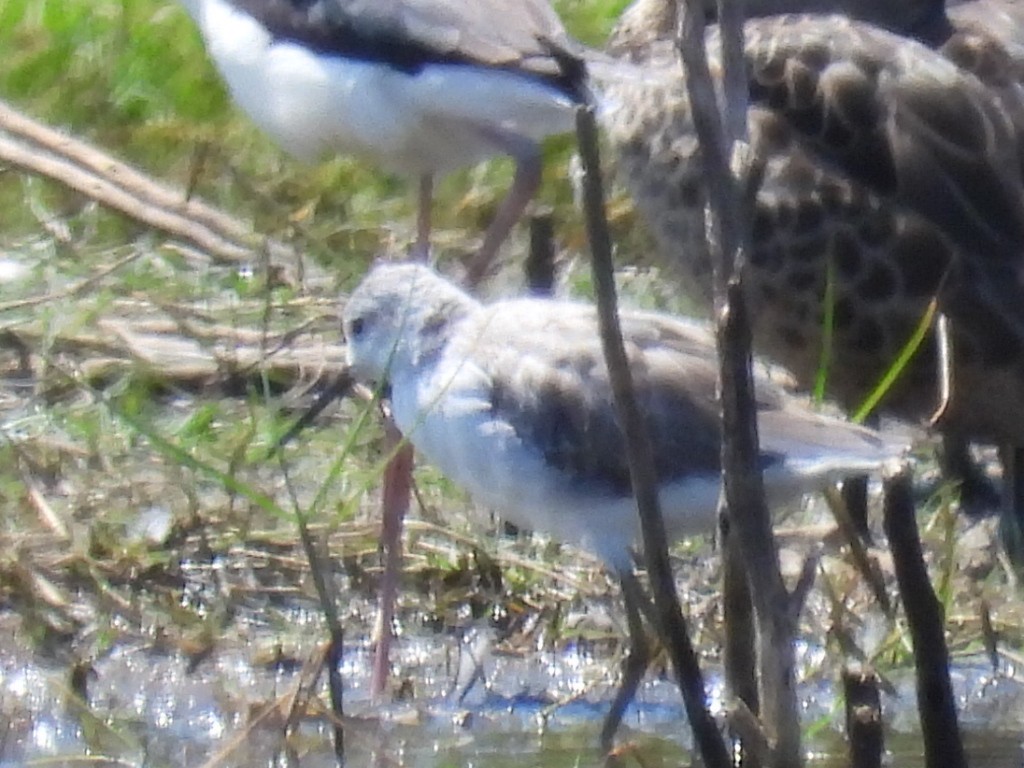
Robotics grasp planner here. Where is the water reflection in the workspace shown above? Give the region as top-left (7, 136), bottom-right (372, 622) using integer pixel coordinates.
top-left (1, 625), bottom-right (1022, 767)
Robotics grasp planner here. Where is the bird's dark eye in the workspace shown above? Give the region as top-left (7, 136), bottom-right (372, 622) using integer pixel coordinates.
top-left (349, 317), bottom-right (365, 339)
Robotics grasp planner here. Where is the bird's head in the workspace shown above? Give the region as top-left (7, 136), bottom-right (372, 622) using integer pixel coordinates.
top-left (342, 262), bottom-right (473, 386)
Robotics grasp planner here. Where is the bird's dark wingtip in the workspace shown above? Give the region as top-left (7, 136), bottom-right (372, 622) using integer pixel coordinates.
top-left (538, 36), bottom-right (595, 105)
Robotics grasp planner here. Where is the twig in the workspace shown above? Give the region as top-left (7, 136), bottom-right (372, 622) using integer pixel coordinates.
top-left (283, 643), bottom-right (330, 731)
top-left (839, 473), bottom-right (871, 545)
top-left (824, 486), bottom-right (892, 616)
top-left (676, 0), bottom-right (802, 763)
top-left (0, 248), bottom-right (145, 313)
top-left (726, 697), bottom-right (772, 767)
top-left (197, 691), bottom-right (295, 768)
top-left (526, 212), bottom-right (557, 295)
top-left (0, 97), bottom-right (305, 276)
top-left (0, 308), bottom-right (345, 398)
top-left (267, 372), bottom-right (356, 459)
top-left (882, 468), bottom-right (966, 768)
top-left (722, 517), bottom-right (759, 750)
top-left (22, 469), bottom-right (71, 542)
top-left (979, 598), bottom-right (999, 672)
top-left (574, 99), bottom-right (730, 768)
top-left (409, 525), bottom-right (607, 596)
top-left (278, 460), bottom-right (346, 765)
top-left (843, 665), bottom-right (883, 768)
top-left (0, 99), bottom-right (253, 242)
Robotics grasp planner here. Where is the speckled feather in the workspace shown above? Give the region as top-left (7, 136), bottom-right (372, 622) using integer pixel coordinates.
top-left (604, 9), bottom-right (1024, 441)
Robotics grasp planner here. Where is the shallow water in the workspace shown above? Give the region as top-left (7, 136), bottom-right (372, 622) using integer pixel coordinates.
top-left (2, 616), bottom-right (1022, 768)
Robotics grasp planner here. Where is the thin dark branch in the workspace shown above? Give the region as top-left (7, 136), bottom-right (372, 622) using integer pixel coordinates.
top-left (676, 0), bottom-right (802, 763)
top-left (882, 469), bottom-right (966, 768)
top-left (676, 1), bottom-right (734, 297)
top-left (716, 0), bottom-right (750, 146)
top-left (278, 458), bottom-right (346, 765)
top-left (526, 212), bottom-right (557, 295)
top-left (843, 666), bottom-right (883, 768)
top-left (574, 102), bottom-right (730, 768)
top-left (266, 371), bottom-right (355, 460)
top-left (824, 485), bottom-right (892, 616)
top-left (722, 517), bottom-right (759, 725)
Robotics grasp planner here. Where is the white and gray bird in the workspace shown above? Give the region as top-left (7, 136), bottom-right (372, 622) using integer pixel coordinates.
top-left (342, 261), bottom-right (904, 746)
top-left (176, 0), bottom-right (590, 280)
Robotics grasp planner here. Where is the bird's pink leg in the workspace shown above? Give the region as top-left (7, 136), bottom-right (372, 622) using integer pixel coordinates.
top-left (412, 174), bottom-right (433, 262)
top-left (370, 419), bottom-right (414, 700)
top-left (465, 135), bottom-right (543, 287)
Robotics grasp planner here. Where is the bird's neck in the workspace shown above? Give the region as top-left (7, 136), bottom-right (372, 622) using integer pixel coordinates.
top-left (405, 297), bottom-right (471, 368)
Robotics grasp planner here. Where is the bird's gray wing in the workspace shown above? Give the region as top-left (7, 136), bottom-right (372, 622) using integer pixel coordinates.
top-left (461, 301), bottom-right (784, 496)
top-left (757, 400), bottom-right (897, 466)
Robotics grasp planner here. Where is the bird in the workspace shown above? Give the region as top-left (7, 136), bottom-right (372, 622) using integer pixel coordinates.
top-left (173, 0), bottom-right (607, 700)
top-left (602, 2), bottom-right (1024, 554)
top-left (175, 0), bottom-right (590, 281)
top-left (342, 260), bottom-right (903, 751)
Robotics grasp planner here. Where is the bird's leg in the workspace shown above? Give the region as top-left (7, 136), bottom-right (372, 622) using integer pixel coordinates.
top-left (601, 569), bottom-right (654, 756)
top-left (939, 433), bottom-right (1000, 517)
top-left (998, 443), bottom-right (1024, 573)
top-left (840, 475), bottom-right (871, 544)
top-left (412, 174), bottom-right (434, 262)
top-left (465, 132), bottom-right (543, 287)
top-left (370, 419), bottom-right (415, 700)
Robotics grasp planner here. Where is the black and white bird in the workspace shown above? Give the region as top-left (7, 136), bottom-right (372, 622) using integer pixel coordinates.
top-left (176, 0), bottom-right (591, 280)
top-left (342, 261), bottom-right (904, 749)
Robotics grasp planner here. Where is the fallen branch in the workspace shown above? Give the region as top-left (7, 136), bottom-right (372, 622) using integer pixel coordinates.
top-left (0, 312), bottom-right (343, 397)
top-left (0, 98), bottom-right (311, 281)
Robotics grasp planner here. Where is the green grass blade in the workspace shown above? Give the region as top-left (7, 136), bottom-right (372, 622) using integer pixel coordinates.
top-left (853, 296), bottom-right (939, 425)
top-left (813, 256), bottom-right (837, 404)
top-left (109, 397), bottom-right (287, 519)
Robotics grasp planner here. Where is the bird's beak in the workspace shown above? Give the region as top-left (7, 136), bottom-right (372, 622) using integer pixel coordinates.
top-left (266, 369), bottom-right (357, 459)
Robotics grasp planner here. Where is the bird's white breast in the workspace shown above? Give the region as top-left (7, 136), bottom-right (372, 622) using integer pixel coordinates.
top-left (388, 341), bottom-right (721, 570)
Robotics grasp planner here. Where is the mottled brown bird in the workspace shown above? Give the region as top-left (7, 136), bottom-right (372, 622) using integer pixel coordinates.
top-left (604, 0), bottom-right (1024, 551)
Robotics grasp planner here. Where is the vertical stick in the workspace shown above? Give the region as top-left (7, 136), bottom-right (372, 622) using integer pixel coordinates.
top-left (882, 469), bottom-right (966, 768)
top-left (575, 101), bottom-right (730, 768)
top-left (843, 666), bottom-right (883, 768)
top-left (722, 517), bottom-right (759, 766)
top-left (526, 212), bottom-right (556, 296)
top-left (676, 1), bottom-right (802, 763)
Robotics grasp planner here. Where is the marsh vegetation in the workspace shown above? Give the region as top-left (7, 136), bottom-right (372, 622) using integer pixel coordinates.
top-left (1, 1), bottom-right (1022, 765)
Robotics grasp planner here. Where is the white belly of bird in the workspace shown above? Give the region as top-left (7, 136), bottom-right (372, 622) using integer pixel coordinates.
top-left (196, 0), bottom-right (576, 173)
top-left (388, 355), bottom-right (896, 570)
top-left (390, 364), bottom-right (723, 571)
